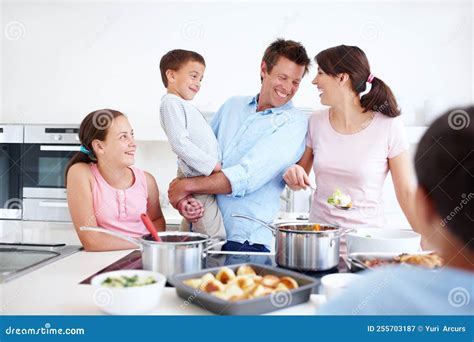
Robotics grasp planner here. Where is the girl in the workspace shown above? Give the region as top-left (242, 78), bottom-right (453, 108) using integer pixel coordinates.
top-left (284, 45), bottom-right (417, 229)
top-left (66, 109), bottom-right (166, 251)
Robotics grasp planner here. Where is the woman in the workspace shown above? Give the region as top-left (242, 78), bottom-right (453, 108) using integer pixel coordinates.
top-left (284, 45), bottom-right (417, 229)
top-left (66, 109), bottom-right (166, 251)
top-left (318, 106), bottom-right (474, 314)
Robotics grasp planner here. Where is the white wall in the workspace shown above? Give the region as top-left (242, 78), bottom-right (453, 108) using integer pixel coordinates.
top-left (1, 0), bottom-right (472, 127)
top-left (1, 0), bottom-right (472, 228)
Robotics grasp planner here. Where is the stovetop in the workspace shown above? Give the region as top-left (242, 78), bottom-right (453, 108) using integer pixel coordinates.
top-left (79, 251), bottom-right (350, 294)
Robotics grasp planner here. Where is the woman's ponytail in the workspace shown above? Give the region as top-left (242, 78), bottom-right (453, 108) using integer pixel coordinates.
top-left (316, 45), bottom-right (401, 118)
top-left (360, 76), bottom-right (400, 117)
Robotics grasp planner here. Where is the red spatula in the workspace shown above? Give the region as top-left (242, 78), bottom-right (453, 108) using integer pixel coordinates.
top-left (140, 213), bottom-right (161, 242)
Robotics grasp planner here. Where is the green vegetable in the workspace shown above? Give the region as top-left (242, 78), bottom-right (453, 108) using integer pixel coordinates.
top-left (101, 275), bottom-right (157, 288)
top-left (327, 189), bottom-right (343, 205)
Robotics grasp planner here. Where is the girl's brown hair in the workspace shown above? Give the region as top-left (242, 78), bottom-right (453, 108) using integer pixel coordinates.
top-left (315, 45), bottom-right (400, 117)
top-left (65, 109), bottom-right (125, 184)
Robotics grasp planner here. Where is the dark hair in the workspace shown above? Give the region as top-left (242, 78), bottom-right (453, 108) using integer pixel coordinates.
top-left (65, 109), bottom-right (125, 184)
top-left (159, 49), bottom-right (206, 87)
top-left (261, 38), bottom-right (310, 80)
top-left (315, 45), bottom-right (400, 117)
top-left (415, 106), bottom-right (474, 250)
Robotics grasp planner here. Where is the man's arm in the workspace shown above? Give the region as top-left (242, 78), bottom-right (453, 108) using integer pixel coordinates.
top-left (168, 172), bottom-right (231, 208)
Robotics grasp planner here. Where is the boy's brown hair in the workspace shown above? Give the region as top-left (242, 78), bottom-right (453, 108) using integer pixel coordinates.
top-left (159, 49), bottom-right (206, 87)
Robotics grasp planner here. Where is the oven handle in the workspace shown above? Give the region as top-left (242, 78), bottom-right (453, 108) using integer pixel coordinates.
top-left (40, 145), bottom-right (80, 152)
top-left (39, 201), bottom-right (69, 208)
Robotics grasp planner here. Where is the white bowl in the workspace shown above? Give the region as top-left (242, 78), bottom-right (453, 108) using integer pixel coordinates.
top-left (346, 228), bottom-right (421, 254)
top-left (91, 270), bottom-right (166, 315)
top-left (321, 273), bottom-right (362, 300)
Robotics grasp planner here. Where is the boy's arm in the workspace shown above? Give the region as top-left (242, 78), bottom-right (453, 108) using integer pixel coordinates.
top-left (160, 98), bottom-right (219, 176)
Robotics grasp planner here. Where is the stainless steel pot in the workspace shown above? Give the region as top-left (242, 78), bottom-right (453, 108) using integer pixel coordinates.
top-left (232, 214), bottom-right (353, 271)
top-left (80, 227), bottom-right (223, 278)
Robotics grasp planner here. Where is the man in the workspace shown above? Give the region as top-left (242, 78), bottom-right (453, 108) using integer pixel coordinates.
top-left (168, 39), bottom-right (310, 252)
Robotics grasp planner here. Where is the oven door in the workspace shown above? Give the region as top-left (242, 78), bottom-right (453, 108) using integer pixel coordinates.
top-left (0, 143), bottom-right (23, 219)
top-left (21, 144), bottom-right (80, 193)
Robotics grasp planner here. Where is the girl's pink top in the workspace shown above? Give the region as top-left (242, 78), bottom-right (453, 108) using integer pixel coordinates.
top-left (90, 163), bottom-right (148, 238)
top-left (306, 109), bottom-right (409, 229)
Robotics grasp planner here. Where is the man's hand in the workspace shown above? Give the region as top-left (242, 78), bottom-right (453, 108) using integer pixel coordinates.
top-left (283, 165), bottom-right (310, 191)
top-left (168, 178), bottom-right (191, 208)
top-left (177, 196), bottom-right (204, 222)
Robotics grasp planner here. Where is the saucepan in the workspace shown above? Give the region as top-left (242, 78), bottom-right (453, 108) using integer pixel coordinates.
top-left (231, 214), bottom-right (354, 271)
top-left (80, 227), bottom-right (224, 278)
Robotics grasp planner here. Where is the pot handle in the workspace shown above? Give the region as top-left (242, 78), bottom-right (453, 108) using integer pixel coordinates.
top-left (202, 237), bottom-right (226, 255)
top-left (231, 214), bottom-right (276, 236)
top-left (330, 228), bottom-right (357, 247)
top-left (80, 226), bottom-right (143, 251)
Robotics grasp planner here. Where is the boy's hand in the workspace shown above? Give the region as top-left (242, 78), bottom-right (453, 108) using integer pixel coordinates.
top-left (177, 196), bottom-right (203, 222)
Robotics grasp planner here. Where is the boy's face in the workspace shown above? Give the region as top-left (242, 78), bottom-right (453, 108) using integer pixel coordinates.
top-left (258, 56), bottom-right (305, 111)
top-left (166, 61), bottom-right (205, 100)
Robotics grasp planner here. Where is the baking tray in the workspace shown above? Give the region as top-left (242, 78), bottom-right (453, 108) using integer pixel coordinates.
top-left (168, 263), bottom-right (318, 315)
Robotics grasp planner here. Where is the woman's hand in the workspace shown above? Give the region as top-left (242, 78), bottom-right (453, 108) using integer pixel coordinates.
top-left (283, 165), bottom-right (310, 191)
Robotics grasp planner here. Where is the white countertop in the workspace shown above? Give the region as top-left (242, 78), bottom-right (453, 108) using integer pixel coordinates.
top-left (0, 220), bottom-right (325, 315)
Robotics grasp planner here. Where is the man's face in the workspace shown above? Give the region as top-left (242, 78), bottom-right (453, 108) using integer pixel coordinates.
top-left (258, 56), bottom-right (305, 111)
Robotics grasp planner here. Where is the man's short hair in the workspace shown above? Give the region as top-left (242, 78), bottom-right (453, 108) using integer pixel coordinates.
top-left (159, 49), bottom-right (206, 87)
top-left (262, 38), bottom-right (311, 78)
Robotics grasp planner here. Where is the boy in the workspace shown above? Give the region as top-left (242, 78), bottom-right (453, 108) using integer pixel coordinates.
top-left (159, 49), bottom-right (226, 239)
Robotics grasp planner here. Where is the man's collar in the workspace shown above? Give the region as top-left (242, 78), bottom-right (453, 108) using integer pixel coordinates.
top-left (248, 94), bottom-right (294, 114)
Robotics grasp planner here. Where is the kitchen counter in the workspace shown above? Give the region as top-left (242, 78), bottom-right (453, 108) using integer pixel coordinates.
top-left (0, 220), bottom-right (325, 315)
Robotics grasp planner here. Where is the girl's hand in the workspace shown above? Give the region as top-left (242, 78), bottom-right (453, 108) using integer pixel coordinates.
top-left (283, 165), bottom-right (310, 191)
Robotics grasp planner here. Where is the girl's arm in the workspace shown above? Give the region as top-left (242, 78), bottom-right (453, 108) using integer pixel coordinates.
top-left (144, 172), bottom-right (166, 232)
top-left (67, 163), bottom-right (137, 251)
top-left (283, 146), bottom-right (314, 190)
top-left (388, 151), bottom-right (418, 229)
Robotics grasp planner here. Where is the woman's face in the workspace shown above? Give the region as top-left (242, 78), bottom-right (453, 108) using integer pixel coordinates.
top-left (312, 67), bottom-right (343, 106)
top-left (94, 115), bottom-right (137, 167)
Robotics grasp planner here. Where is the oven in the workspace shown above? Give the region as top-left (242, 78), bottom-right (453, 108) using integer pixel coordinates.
top-left (21, 125), bottom-right (79, 221)
top-left (0, 125), bottom-right (24, 220)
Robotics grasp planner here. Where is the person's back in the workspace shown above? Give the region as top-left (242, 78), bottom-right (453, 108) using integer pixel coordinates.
top-left (318, 265), bottom-right (473, 315)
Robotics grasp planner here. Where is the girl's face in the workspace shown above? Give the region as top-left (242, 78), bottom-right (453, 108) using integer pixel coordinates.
top-left (312, 67), bottom-right (343, 106)
top-left (93, 115), bottom-right (137, 167)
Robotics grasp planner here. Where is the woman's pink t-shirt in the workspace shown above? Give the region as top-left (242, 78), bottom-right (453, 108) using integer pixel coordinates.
top-left (306, 109), bottom-right (409, 229)
top-left (90, 163), bottom-right (148, 238)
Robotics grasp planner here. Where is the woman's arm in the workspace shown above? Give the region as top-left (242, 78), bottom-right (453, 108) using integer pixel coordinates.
top-left (144, 172), bottom-right (166, 232)
top-left (283, 146), bottom-right (314, 190)
top-left (388, 151), bottom-right (418, 229)
top-left (67, 163), bottom-right (137, 251)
